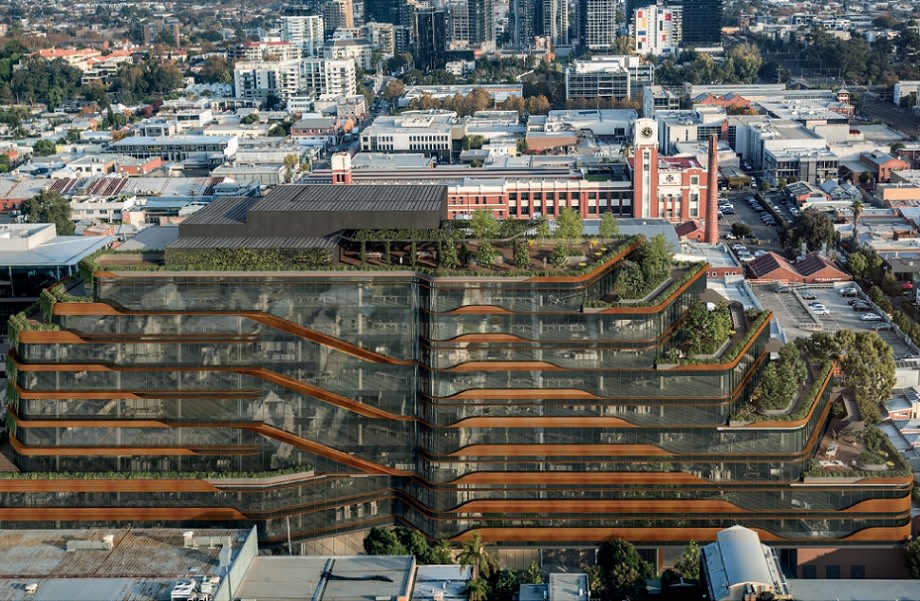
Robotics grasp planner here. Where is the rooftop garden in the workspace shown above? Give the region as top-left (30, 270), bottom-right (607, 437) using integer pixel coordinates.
top-left (730, 359), bottom-right (833, 425)
top-left (86, 209), bottom-right (643, 279)
top-left (803, 423), bottom-right (912, 480)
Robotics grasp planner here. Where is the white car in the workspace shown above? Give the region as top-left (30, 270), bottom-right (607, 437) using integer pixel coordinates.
top-left (861, 313), bottom-right (882, 321)
top-left (812, 307), bottom-right (831, 315)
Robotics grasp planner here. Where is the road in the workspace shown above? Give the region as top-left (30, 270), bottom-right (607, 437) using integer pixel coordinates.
top-left (858, 93), bottom-right (920, 140)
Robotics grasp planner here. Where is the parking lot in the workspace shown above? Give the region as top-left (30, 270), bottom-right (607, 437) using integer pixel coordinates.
top-left (718, 190), bottom-right (785, 254)
top-left (754, 283), bottom-right (918, 357)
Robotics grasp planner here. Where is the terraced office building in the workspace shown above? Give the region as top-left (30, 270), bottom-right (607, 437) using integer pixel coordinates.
top-left (4, 185), bottom-right (912, 547)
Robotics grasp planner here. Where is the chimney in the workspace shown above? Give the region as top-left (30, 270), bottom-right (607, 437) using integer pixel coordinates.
top-left (705, 134), bottom-right (719, 244)
top-left (330, 152), bottom-right (353, 185)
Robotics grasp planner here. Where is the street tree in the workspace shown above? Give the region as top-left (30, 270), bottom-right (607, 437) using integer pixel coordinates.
top-left (906, 537), bottom-right (920, 578)
top-left (465, 576), bottom-right (489, 601)
top-left (674, 540), bottom-right (701, 580)
top-left (33, 139), bottom-right (57, 157)
top-left (363, 527), bottom-right (407, 556)
top-left (489, 569), bottom-right (519, 601)
top-left (785, 208), bottom-right (837, 254)
top-left (522, 559), bottom-right (544, 584)
top-left (596, 538), bottom-right (653, 601)
top-left (731, 222), bottom-right (753, 238)
top-left (21, 190), bottom-right (74, 235)
top-left (850, 199), bottom-right (864, 246)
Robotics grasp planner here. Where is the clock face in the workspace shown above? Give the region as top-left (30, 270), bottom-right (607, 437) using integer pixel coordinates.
top-left (641, 126), bottom-right (653, 139)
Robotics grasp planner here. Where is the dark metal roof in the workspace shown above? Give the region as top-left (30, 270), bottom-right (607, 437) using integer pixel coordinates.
top-left (170, 235), bottom-right (339, 249)
top-left (181, 196), bottom-right (260, 226)
top-left (250, 184), bottom-right (447, 214)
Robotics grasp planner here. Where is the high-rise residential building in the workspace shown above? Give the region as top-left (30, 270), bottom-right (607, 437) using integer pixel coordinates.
top-left (229, 41), bottom-right (303, 63)
top-left (325, 0), bottom-right (355, 33)
top-left (448, 0), bottom-right (471, 47)
top-left (580, 0), bottom-right (617, 51)
top-left (302, 57), bottom-right (358, 98)
top-left (415, 9), bottom-right (448, 72)
top-left (544, 0), bottom-right (573, 51)
top-left (280, 15), bottom-right (326, 57)
top-left (233, 57), bottom-right (356, 104)
top-left (510, 0), bottom-right (543, 48)
top-left (233, 58), bottom-right (305, 103)
top-left (366, 0), bottom-right (402, 25)
top-left (365, 21), bottom-right (396, 57)
top-left (5, 182), bottom-right (911, 551)
top-left (676, 0), bottom-right (721, 47)
top-left (468, 0), bottom-right (494, 46)
top-left (632, 3), bottom-right (682, 56)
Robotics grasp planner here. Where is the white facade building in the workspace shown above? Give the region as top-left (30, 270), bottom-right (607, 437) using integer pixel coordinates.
top-left (280, 15), bottom-right (325, 57)
top-left (632, 4), bottom-right (682, 56)
top-left (325, 39), bottom-right (374, 70)
top-left (234, 58), bottom-right (304, 103)
top-left (233, 58), bottom-right (356, 104)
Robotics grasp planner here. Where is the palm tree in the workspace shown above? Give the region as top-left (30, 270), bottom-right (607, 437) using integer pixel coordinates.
top-left (851, 198), bottom-right (864, 246)
top-left (456, 532), bottom-right (498, 579)
top-left (465, 576), bottom-right (489, 601)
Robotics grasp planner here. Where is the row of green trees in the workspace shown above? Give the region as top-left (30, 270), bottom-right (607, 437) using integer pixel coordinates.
top-left (796, 330), bottom-right (896, 424)
top-left (364, 528), bottom-right (701, 601)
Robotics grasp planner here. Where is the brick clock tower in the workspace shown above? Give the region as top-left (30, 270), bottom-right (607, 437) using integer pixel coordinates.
top-left (632, 118), bottom-right (659, 218)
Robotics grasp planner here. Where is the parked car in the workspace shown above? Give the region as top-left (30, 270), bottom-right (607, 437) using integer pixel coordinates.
top-left (861, 313), bottom-right (882, 321)
top-left (840, 288), bottom-right (860, 297)
top-left (800, 291), bottom-right (817, 300)
top-left (775, 285), bottom-right (792, 293)
top-left (812, 306), bottom-right (831, 315)
top-left (873, 323), bottom-right (894, 331)
top-left (852, 303), bottom-right (873, 312)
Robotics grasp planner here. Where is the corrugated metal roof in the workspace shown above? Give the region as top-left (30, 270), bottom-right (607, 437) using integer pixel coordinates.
top-left (180, 195), bottom-right (258, 226)
top-left (250, 184), bottom-right (447, 214)
top-left (170, 235), bottom-right (338, 249)
top-left (0, 527), bottom-right (251, 601)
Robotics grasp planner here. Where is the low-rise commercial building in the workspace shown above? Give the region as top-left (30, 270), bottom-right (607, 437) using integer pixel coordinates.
top-left (104, 135), bottom-right (239, 168)
top-left (565, 55), bottom-right (655, 102)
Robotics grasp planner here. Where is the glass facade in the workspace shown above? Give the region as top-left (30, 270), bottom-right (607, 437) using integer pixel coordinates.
top-left (6, 255), bottom-right (912, 546)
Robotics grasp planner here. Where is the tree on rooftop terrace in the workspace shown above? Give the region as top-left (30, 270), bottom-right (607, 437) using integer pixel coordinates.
top-left (797, 331), bottom-right (895, 424)
top-left (754, 343), bottom-right (807, 411)
top-left (599, 212), bottom-right (619, 239)
top-left (21, 190), bottom-right (73, 235)
top-left (469, 209), bottom-right (500, 240)
top-left (638, 233), bottom-right (674, 284)
top-left (555, 206), bottom-right (583, 243)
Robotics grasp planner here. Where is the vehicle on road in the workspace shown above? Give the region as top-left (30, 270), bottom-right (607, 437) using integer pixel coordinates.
top-left (873, 323), bottom-right (894, 331)
top-left (800, 291), bottom-right (817, 300)
top-left (861, 313), bottom-right (882, 321)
